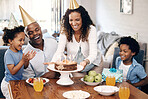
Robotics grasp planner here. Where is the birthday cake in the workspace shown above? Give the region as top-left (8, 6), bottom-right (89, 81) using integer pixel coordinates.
top-left (102, 68), bottom-right (123, 82)
top-left (55, 60), bottom-right (77, 71)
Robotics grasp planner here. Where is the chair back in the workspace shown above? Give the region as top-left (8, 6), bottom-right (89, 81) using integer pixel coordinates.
top-left (112, 47), bottom-right (145, 68)
top-left (0, 49), bottom-right (7, 98)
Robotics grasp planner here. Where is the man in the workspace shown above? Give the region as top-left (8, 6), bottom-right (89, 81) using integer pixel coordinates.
top-left (19, 6), bottom-right (58, 79)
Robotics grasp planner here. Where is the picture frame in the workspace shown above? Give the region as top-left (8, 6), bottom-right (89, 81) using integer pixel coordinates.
top-left (120, 0), bottom-right (133, 14)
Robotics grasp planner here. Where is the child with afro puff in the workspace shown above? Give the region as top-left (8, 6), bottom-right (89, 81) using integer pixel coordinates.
top-left (1, 26), bottom-right (36, 98)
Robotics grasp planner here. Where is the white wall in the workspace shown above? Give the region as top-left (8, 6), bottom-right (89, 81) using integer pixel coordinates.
top-left (81, 0), bottom-right (148, 73)
top-left (79, 0), bottom-right (96, 25)
top-left (81, 0), bottom-right (148, 42)
top-left (96, 0), bottom-right (148, 42)
top-left (64, 0), bottom-right (96, 24)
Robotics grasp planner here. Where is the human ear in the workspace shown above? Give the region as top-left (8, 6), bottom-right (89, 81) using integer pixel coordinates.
top-left (8, 39), bottom-right (12, 44)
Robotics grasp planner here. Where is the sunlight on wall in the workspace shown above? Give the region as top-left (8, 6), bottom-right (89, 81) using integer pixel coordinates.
top-left (31, 0), bottom-right (51, 34)
top-left (0, 0), bottom-right (52, 35)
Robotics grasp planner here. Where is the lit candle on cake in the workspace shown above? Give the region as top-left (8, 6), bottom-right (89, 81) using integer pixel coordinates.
top-left (69, 54), bottom-right (72, 62)
top-left (64, 55), bottom-right (66, 63)
top-left (71, 54), bottom-right (75, 61)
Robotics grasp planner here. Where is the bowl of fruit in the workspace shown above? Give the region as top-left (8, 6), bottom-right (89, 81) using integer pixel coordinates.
top-left (26, 77), bottom-right (49, 86)
top-left (81, 71), bottom-right (103, 86)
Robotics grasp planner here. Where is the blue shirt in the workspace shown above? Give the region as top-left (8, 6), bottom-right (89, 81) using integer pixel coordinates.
top-left (116, 57), bottom-right (147, 85)
top-left (4, 48), bottom-right (24, 82)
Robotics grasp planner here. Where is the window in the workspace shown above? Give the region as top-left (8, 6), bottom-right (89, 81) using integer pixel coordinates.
top-left (0, 0), bottom-right (64, 35)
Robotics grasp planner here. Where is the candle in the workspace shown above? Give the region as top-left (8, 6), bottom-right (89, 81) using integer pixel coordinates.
top-left (59, 55), bottom-right (61, 62)
top-left (64, 55), bottom-right (66, 63)
top-left (71, 54), bottom-right (74, 61)
top-left (70, 54), bottom-right (72, 62)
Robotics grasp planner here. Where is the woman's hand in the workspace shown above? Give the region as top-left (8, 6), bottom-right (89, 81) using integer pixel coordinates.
top-left (80, 59), bottom-right (90, 70)
top-left (43, 62), bottom-right (55, 65)
top-left (80, 61), bottom-right (87, 68)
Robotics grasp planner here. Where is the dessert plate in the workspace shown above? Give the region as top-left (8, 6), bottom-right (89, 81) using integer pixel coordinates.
top-left (26, 78), bottom-right (49, 86)
top-left (47, 64), bottom-right (83, 86)
top-left (63, 90), bottom-right (90, 99)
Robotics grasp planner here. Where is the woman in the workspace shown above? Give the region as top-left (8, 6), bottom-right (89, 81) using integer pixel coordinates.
top-left (51, 5), bottom-right (102, 77)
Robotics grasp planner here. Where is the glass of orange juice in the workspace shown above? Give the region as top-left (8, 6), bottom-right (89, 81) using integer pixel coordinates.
top-left (33, 77), bottom-right (43, 92)
top-left (106, 76), bottom-right (116, 86)
top-left (119, 82), bottom-right (130, 99)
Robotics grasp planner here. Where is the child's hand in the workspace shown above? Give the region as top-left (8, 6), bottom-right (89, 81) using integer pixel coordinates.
top-left (22, 54), bottom-right (28, 62)
top-left (26, 50), bottom-right (36, 60)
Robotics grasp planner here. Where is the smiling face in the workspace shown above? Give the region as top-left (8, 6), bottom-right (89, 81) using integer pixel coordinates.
top-left (9, 32), bottom-right (25, 52)
top-left (119, 44), bottom-right (136, 65)
top-left (26, 22), bottom-right (43, 46)
top-left (69, 11), bottom-right (82, 33)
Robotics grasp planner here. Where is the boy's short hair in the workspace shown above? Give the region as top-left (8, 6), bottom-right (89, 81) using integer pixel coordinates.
top-left (118, 36), bottom-right (140, 56)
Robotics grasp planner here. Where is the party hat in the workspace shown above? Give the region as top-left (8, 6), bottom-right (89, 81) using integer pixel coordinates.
top-left (19, 5), bottom-right (36, 27)
top-left (69, 0), bottom-right (79, 10)
top-left (8, 13), bottom-right (19, 29)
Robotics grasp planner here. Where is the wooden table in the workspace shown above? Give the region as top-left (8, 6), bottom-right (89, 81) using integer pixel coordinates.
top-left (8, 77), bottom-right (148, 99)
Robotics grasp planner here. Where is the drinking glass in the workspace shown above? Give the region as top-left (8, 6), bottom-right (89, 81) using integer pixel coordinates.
top-left (33, 77), bottom-right (43, 92)
top-left (106, 76), bottom-right (116, 86)
top-left (119, 82), bottom-right (130, 99)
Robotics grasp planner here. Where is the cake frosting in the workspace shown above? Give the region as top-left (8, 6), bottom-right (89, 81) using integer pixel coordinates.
top-left (55, 60), bottom-right (77, 71)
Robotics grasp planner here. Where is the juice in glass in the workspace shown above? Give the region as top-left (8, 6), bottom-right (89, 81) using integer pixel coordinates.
top-left (119, 87), bottom-right (130, 99)
top-left (33, 78), bottom-right (43, 92)
top-left (106, 76), bottom-right (115, 86)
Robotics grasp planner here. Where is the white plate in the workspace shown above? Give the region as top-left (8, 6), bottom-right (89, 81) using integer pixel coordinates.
top-left (63, 90), bottom-right (90, 99)
top-left (94, 85), bottom-right (119, 96)
top-left (81, 78), bottom-right (103, 86)
top-left (26, 78), bottom-right (49, 86)
top-left (47, 64), bottom-right (83, 73)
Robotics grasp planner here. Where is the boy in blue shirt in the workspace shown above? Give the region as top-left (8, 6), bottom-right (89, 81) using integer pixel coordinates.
top-left (116, 36), bottom-right (148, 89)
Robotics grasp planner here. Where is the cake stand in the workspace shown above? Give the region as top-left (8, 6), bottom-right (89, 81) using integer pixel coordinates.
top-left (47, 64), bottom-right (83, 86)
